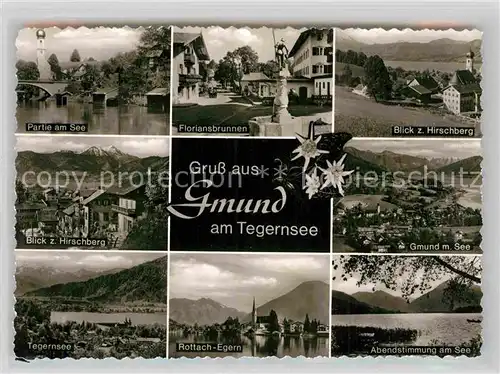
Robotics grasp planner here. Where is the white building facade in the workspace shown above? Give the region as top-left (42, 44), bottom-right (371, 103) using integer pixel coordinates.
top-left (288, 28), bottom-right (334, 97)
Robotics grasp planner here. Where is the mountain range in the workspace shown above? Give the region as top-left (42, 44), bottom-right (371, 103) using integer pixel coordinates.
top-left (336, 29), bottom-right (482, 63)
top-left (343, 147), bottom-right (481, 174)
top-left (15, 265), bottom-right (126, 296)
top-left (332, 280), bottom-right (482, 314)
top-left (24, 256), bottom-right (168, 304)
top-left (16, 146), bottom-right (169, 176)
top-left (170, 281), bottom-right (329, 326)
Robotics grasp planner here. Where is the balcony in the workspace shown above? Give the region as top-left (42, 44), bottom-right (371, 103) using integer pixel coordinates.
top-left (184, 53), bottom-right (196, 65)
top-left (111, 204), bottom-right (136, 217)
top-left (179, 73), bottom-right (203, 85)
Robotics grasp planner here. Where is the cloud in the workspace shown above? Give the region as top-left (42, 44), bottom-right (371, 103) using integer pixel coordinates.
top-left (169, 253), bottom-right (329, 311)
top-left (176, 26), bottom-right (304, 63)
top-left (244, 256), bottom-right (325, 274)
top-left (16, 251), bottom-right (164, 271)
top-left (16, 26), bottom-right (142, 61)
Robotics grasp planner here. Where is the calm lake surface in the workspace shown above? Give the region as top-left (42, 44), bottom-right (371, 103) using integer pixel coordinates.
top-left (385, 60), bottom-right (483, 74)
top-left (50, 311), bottom-right (167, 326)
top-left (169, 333), bottom-right (328, 358)
top-left (17, 101), bottom-right (169, 135)
top-left (332, 313), bottom-right (482, 346)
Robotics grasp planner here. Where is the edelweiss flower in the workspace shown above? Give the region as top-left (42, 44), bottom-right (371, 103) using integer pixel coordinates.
top-left (292, 132), bottom-right (328, 171)
top-left (319, 154), bottom-right (354, 196)
top-left (303, 168), bottom-right (321, 199)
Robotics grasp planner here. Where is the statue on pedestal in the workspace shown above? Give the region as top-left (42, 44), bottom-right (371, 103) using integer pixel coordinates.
top-left (273, 38), bottom-right (292, 123)
top-left (274, 38), bottom-right (289, 72)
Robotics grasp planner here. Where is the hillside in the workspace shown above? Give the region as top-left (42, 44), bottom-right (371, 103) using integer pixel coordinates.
top-left (352, 290), bottom-right (412, 312)
top-left (26, 256), bottom-right (168, 304)
top-left (437, 156), bottom-right (483, 174)
top-left (336, 30), bottom-right (482, 62)
top-left (345, 147), bottom-right (475, 173)
top-left (16, 146), bottom-right (169, 177)
top-left (332, 290), bottom-right (396, 314)
top-left (409, 281), bottom-right (482, 313)
top-left (336, 62), bottom-right (365, 78)
top-left (345, 147), bottom-right (430, 172)
top-left (343, 149), bottom-right (388, 174)
top-left (242, 281), bottom-right (329, 324)
top-left (169, 298), bottom-right (246, 325)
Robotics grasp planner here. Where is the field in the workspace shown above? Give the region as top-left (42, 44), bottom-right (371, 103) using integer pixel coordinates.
top-left (334, 87), bottom-right (481, 137)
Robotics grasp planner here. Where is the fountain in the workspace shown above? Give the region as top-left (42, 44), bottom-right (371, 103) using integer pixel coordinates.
top-left (249, 38), bottom-right (308, 137)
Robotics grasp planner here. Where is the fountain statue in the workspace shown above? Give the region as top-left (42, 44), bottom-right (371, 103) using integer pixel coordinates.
top-left (248, 35), bottom-right (310, 137)
top-left (272, 39), bottom-right (292, 124)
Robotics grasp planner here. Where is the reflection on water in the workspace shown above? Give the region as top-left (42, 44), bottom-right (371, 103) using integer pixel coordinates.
top-left (169, 333), bottom-right (328, 358)
top-left (17, 101), bottom-right (170, 135)
top-left (332, 313), bottom-right (482, 346)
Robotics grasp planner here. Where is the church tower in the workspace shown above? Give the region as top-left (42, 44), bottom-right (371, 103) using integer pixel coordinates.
top-left (251, 297), bottom-right (257, 326)
top-left (466, 50), bottom-right (475, 73)
top-left (36, 29), bottom-right (50, 80)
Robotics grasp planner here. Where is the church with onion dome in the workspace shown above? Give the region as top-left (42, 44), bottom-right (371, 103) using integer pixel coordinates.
top-left (35, 28), bottom-right (51, 80)
top-left (442, 50), bottom-right (482, 115)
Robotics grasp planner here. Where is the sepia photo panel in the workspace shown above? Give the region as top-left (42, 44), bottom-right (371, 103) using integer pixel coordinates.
top-left (172, 26), bottom-right (333, 137)
top-left (16, 26), bottom-right (171, 136)
top-left (14, 251), bottom-right (168, 359)
top-left (15, 135), bottom-right (169, 251)
top-left (334, 28), bottom-right (482, 138)
top-left (169, 253), bottom-right (330, 358)
top-left (331, 254), bottom-right (482, 357)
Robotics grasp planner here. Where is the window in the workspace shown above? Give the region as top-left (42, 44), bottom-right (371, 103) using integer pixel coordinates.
top-left (323, 82), bottom-right (326, 89)
top-left (312, 66), bottom-right (318, 74)
top-left (317, 31), bottom-right (323, 41)
top-left (103, 212), bottom-right (109, 222)
top-left (179, 64), bottom-right (184, 74)
top-left (312, 47), bottom-right (319, 56)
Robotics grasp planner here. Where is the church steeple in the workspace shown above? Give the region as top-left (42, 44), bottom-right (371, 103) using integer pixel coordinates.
top-left (252, 297), bottom-right (256, 325)
top-left (466, 49), bottom-right (475, 73)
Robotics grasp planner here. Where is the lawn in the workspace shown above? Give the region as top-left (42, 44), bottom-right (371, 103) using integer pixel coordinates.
top-left (173, 103), bottom-right (332, 127)
top-left (334, 86), bottom-right (482, 137)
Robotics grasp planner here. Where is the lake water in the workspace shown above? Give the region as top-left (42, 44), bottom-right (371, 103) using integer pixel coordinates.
top-left (385, 60), bottom-right (483, 74)
top-left (17, 101), bottom-right (169, 135)
top-left (332, 313), bottom-right (482, 346)
top-left (50, 311), bottom-right (167, 326)
top-left (169, 333), bottom-right (328, 358)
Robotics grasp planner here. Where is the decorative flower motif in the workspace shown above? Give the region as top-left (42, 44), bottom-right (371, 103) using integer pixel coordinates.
top-left (291, 132), bottom-right (328, 171)
top-left (303, 168), bottom-right (321, 199)
top-left (319, 153), bottom-right (354, 196)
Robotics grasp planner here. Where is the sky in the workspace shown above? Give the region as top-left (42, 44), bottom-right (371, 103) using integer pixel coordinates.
top-left (16, 250), bottom-right (164, 271)
top-left (169, 253), bottom-right (330, 312)
top-left (15, 135), bottom-right (170, 157)
top-left (16, 27), bottom-right (144, 62)
top-left (346, 138), bottom-right (481, 159)
top-left (175, 26), bottom-right (306, 63)
top-left (338, 28), bottom-right (482, 45)
top-left (331, 255), bottom-right (481, 298)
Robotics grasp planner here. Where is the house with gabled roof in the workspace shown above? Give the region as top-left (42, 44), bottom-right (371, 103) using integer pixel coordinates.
top-left (109, 182), bottom-right (148, 235)
top-left (172, 31), bottom-right (210, 104)
top-left (408, 76), bottom-right (440, 94)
